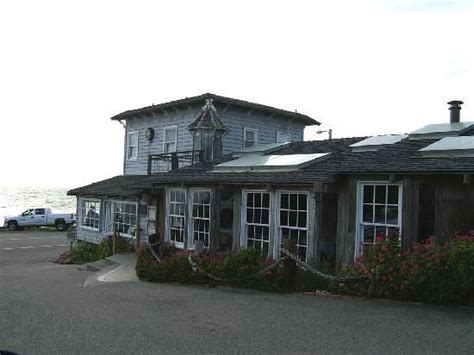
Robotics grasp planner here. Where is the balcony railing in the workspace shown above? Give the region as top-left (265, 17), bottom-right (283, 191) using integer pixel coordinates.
top-left (147, 150), bottom-right (201, 175)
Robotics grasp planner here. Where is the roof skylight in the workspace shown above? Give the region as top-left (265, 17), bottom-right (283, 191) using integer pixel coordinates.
top-left (233, 142), bottom-right (290, 156)
top-left (350, 134), bottom-right (408, 152)
top-left (419, 137), bottom-right (474, 157)
top-left (409, 122), bottom-right (474, 139)
top-left (214, 153), bottom-right (329, 172)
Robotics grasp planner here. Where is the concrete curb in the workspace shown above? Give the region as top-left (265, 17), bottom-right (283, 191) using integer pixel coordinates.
top-left (81, 253), bottom-right (138, 287)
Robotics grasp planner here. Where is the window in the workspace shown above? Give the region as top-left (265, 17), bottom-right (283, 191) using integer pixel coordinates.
top-left (277, 192), bottom-right (309, 261)
top-left (356, 183), bottom-right (402, 256)
top-left (21, 209), bottom-right (33, 216)
top-left (168, 189), bottom-right (186, 248)
top-left (243, 191), bottom-right (271, 256)
top-left (126, 131), bottom-right (139, 160)
top-left (244, 127), bottom-right (257, 148)
top-left (277, 132), bottom-right (290, 143)
top-left (147, 205), bottom-right (157, 235)
top-left (112, 201), bottom-right (137, 236)
top-left (35, 208), bottom-right (45, 215)
top-left (191, 190), bottom-right (211, 248)
top-left (164, 126), bottom-right (177, 154)
top-left (82, 200), bottom-right (100, 230)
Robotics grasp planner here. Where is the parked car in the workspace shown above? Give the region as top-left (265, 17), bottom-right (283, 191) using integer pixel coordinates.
top-left (3, 208), bottom-right (76, 231)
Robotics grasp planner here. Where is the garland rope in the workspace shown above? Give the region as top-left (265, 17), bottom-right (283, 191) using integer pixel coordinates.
top-left (145, 241), bottom-right (366, 284)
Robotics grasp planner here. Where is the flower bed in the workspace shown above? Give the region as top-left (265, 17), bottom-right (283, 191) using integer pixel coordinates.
top-left (135, 244), bottom-right (329, 293)
top-left (335, 233), bottom-right (474, 305)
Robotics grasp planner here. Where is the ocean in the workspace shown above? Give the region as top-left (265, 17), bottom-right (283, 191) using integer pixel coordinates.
top-left (0, 186), bottom-right (77, 225)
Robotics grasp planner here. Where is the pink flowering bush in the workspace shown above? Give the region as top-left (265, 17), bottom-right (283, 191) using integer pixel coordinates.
top-left (336, 232), bottom-right (474, 304)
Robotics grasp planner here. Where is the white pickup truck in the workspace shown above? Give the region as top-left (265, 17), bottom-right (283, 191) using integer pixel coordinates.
top-left (3, 208), bottom-right (76, 231)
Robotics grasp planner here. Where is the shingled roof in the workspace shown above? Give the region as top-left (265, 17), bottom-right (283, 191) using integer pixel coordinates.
top-left (67, 175), bottom-right (150, 197)
top-left (305, 138), bottom-right (474, 174)
top-left (110, 93), bottom-right (319, 126)
top-left (128, 136), bottom-right (474, 189)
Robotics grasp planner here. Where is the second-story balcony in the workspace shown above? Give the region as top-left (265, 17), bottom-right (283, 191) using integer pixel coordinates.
top-left (147, 150), bottom-right (201, 175)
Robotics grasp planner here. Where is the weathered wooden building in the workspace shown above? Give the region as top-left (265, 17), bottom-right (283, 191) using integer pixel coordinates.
top-left (68, 93), bottom-right (319, 247)
top-left (69, 97), bottom-right (474, 268)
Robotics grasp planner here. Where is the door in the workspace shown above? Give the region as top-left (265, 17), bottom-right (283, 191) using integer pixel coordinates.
top-left (33, 208), bottom-right (47, 225)
top-left (18, 209), bottom-right (35, 226)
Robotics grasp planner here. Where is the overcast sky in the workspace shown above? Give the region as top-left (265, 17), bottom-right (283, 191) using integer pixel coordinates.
top-left (0, 0), bottom-right (473, 188)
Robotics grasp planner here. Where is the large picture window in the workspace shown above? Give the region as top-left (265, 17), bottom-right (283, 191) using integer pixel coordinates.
top-left (126, 131), bottom-right (139, 160)
top-left (112, 201), bottom-right (137, 236)
top-left (357, 183), bottom-right (402, 256)
top-left (81, 200), bottom-right (100, 230)
top-left (191, 190), bottom-right (211, 248)
top-left (168, 189), bottom-right (186, 248)
top-left (277, 192), bottom-right (308, 261)
top-left (243, 191), bottom-right (271, 255)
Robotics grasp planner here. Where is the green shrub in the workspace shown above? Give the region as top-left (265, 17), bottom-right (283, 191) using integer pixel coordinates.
top-left (71, 240), bottom-right (100, 263)
top-left (335, 233), bottom-right (474, 304)
top-left (135, 245), bottom-right (332, 293)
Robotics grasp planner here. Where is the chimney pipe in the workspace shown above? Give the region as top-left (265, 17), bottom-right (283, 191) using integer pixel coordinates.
top-left (448, 100), bottom-right (463, 123)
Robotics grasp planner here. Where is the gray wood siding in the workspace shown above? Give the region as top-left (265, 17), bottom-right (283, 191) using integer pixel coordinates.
top-left (124, 108), bottom-right (201, 175)
top-left (123, 105), bottom-right (306, 175)
top-left (219, 108), bottom-right (305, 154)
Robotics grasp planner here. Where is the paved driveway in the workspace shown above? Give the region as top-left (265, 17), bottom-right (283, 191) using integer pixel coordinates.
top-left (1, 231), bottom-right (473, 354)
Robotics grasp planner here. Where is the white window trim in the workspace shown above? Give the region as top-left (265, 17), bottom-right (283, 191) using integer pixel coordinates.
top-left (243, 127), bottom-right (258, 148)
top-left (240, 189), bottom-right (273, 257)
top-left (80, 198), bottom-right (101, 231)
top-left (163, 126), bottom-right (178, 154)
top-left (111, 200), bottom-right (138, 238)
top-left (165, 188), bottom-right (187, 249)
top-left (126, 130), bottom-right (139, 161)
top-left (274, 191), bottom-right (310, 261)
top-left (355, 181), bottom-right (403, 259)
top-left (189, 188), bottom-right (212, 249)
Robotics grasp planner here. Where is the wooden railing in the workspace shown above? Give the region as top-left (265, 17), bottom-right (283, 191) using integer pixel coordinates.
top-left (147, 150), bottom-right (201, 174)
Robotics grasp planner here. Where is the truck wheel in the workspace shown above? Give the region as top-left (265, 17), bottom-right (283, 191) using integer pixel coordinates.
top-left (55, 220), bottom-right (66, 231)
top-left (8, 221), bottom-right (18, 232)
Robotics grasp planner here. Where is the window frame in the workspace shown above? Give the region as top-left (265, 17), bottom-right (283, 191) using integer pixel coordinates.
top-left (275, 191), bottom-right (310, 261)
top-left (243, 127), bottom-right (258, 148)
top-left (81, 199), bottom-right (101, 231)
top-left (126, 130), bottom-right (139, 161)
top-left (163, 126), bottom-right (178, 154)
top-left (166, 188), bottom-right (187, 249)
top-left (190, 188), bottom-right (212, 249)
top-left (241, 190), bottom-right (272, 257)
top-left (355, 181), bottom-right (403, 258)
top-left (111, 200), bottom-right (138, 237)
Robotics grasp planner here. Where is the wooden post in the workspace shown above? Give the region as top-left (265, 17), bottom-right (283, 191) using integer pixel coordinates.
top-left (112, 225), bottom-right (116, 255)
top-left (135, 225), bottom-right (140, 252)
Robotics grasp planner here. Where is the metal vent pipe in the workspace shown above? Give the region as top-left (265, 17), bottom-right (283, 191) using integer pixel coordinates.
top-left (448, 100), bottom-right (463, 123)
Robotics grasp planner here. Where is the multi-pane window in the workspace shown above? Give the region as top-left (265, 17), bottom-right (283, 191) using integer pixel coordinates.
top-left (191, 190), bottom-right (211, 248)
top-left (358, 183), bottom-right (401, 254)
top-left (244, 128), bottom-right (257, 148)
top-left (112, 201), bottom-right (137, 236)
top-left (82, 200), bottom-right (100, 230)
top-left (164, 126), bottom-right (177, 154)
top-left (244, 191), bottom-right (271, 255)
top-left (126, 131), bottom-right (138, 160)
top-left (278, 192), bottom-right (308, 261)
top-left (169, 189), bottom-right (186, 248)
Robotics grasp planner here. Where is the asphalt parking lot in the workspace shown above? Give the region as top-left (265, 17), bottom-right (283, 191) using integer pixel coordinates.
top-left (1, 231), bottom-right (473, 354)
